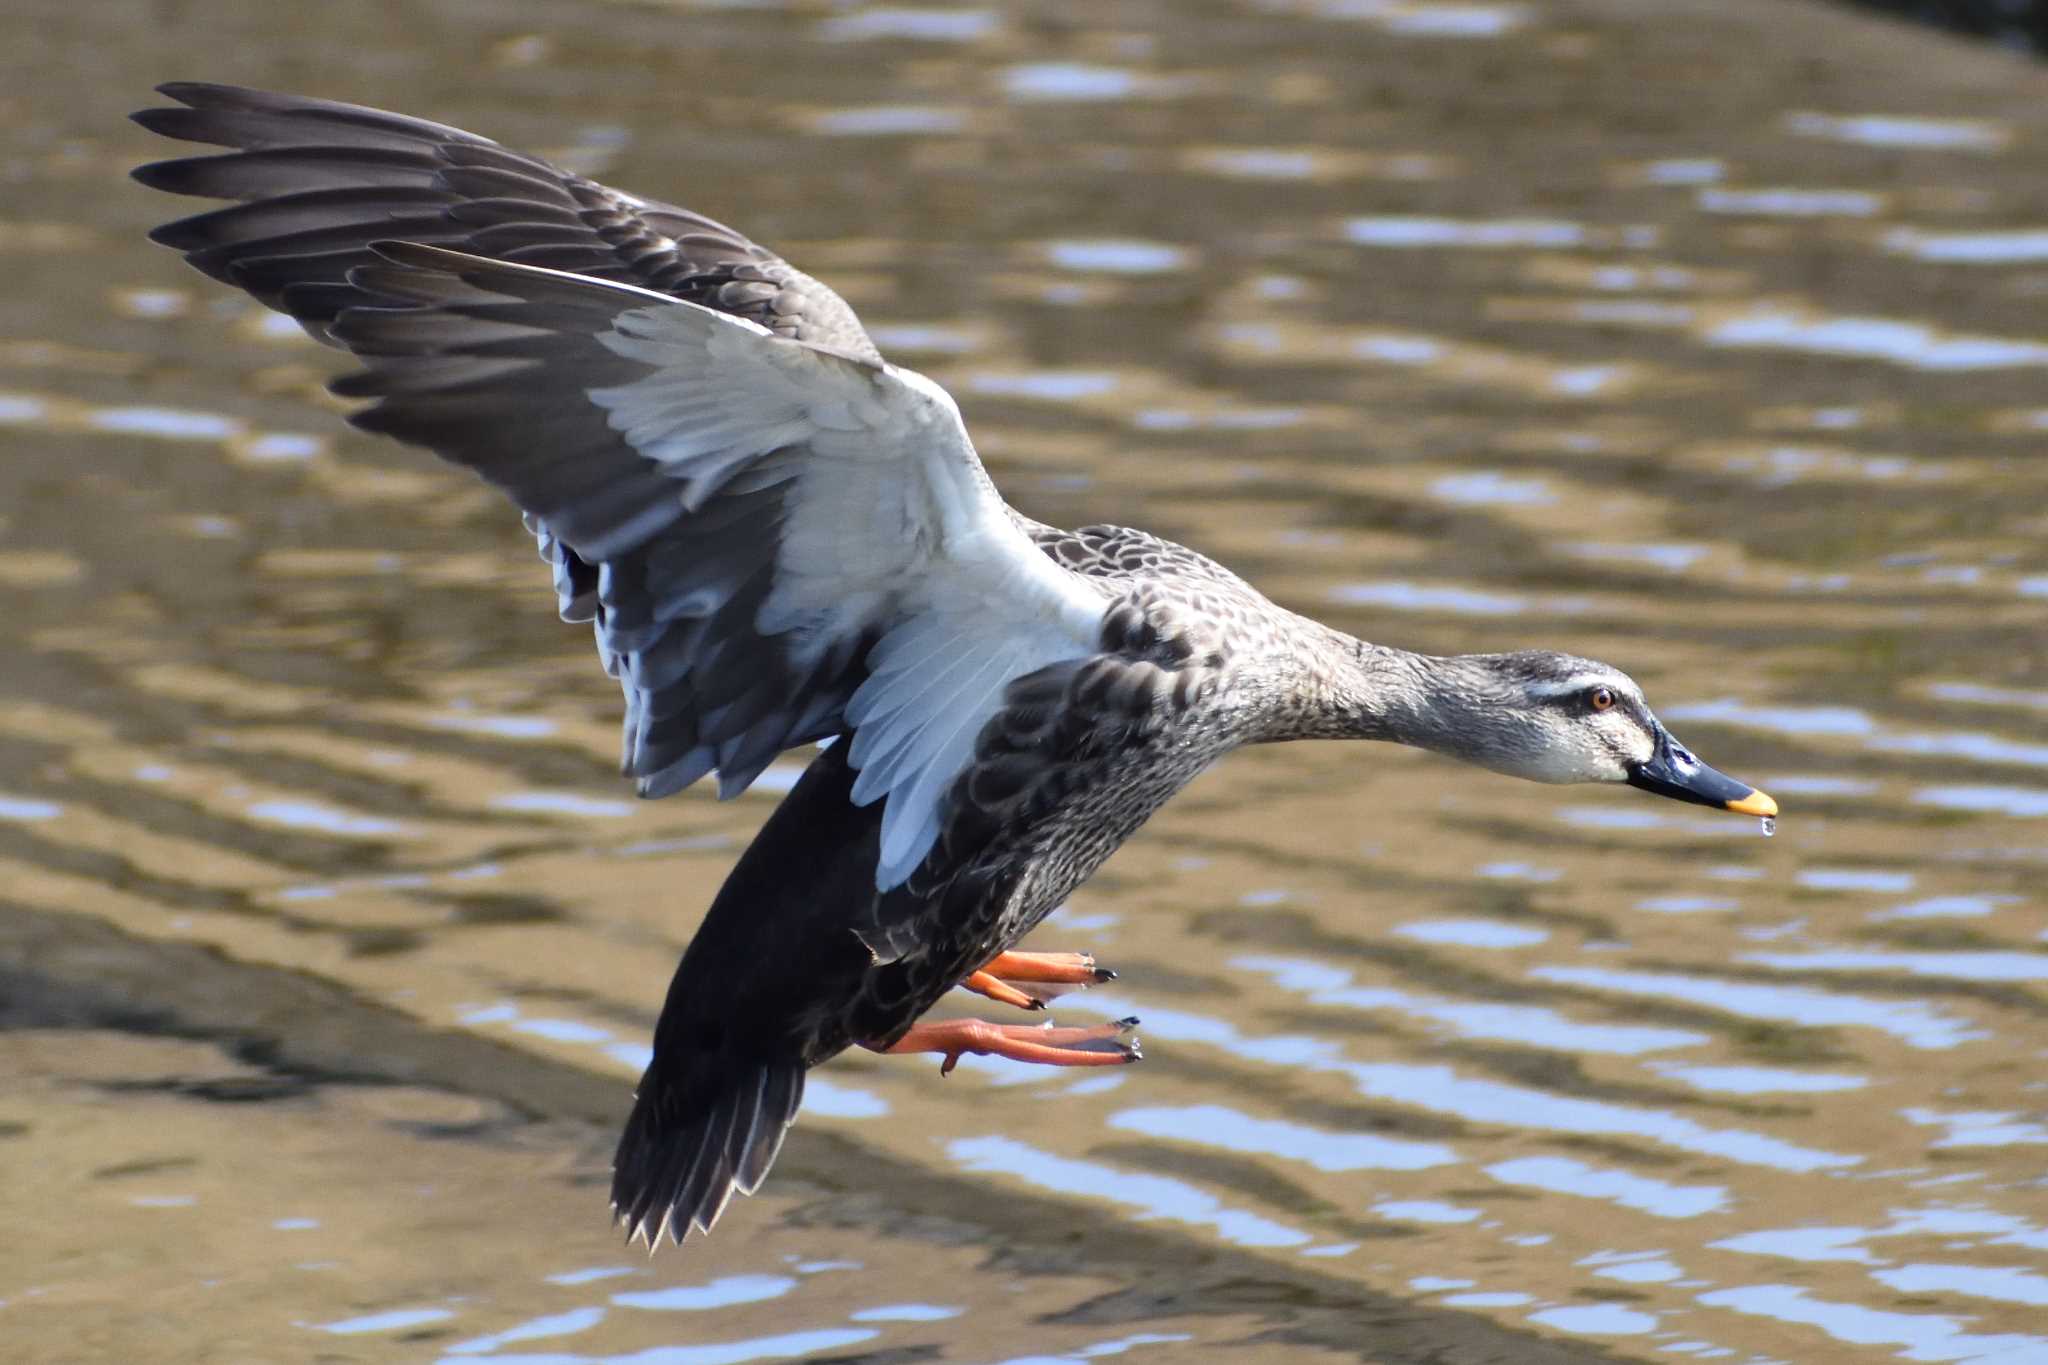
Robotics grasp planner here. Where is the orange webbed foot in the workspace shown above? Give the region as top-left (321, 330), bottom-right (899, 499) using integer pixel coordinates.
top-left (958, 949), bottom-right (1117, 1011)
top-left (865, 1016), bottom-right (1141, 1075)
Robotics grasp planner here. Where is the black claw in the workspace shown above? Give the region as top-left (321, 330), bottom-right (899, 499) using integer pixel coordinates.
top-left (1093, 967), bottom-right (1118, 983)
top-left (1113, 1015), bottom-right (1140, 1029)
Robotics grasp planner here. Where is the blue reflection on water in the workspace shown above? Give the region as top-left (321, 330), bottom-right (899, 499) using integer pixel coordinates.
top-left (1241, 955), bottom-right (1708, 1055)
top-left (247, 800), bottom-right (413, 838)
top-left (1003, 63), bottom-right (1141, 102)
top-left (817, 8), bottom-right (995, 43)
top-left (1486, 1155), bottom-right (1726, 1218)
top-left (444, 1306), bottom-right (607, 1356)
top-left (610, 1275), bottom-right (797, 1312)
top-left (1531, 966), bottom-right (1981, 1050)
top-left (1393, 919), bottom-right (1549, 948)
top-left (88, 405), bottom-right (242, 440)
top-left (1345, 217), bottom-right (1584, 248)
top-left (1044, 240), bottom-right (1188, 274)
top-left (1872, 1263), bottom-right (2048, 1307)
top-left (1065, 996), bottom-right (1854, 1171)
top-left (969, 371), bottom-right (1121, 402)
top-left (447, 1326), bottom-right (880, 1365)
top-left (1915, 786), bottom-right (2048, 818)
top-left (1526, 1303), bottom-right (1658, 1336)
top-left (1743, 949), bottom-right (2048, 983)
top-left (1431, 471), bottom-right (1555, 505)
top-left (0, 795), bottom-right (62, 821)
top-left (1694, 1283), bottom-right (2047, 1361)
top-left (1705, 308), bottom-right (2048, 370)
top-left (1109, 1103), bottom-right (1457, 1171)
top-left (810, 107), bottom-right (967, 137)
top-left (948, 1135), bottom-right (1310, 1247)
top-left (490, 792), bottom-right (636, 818)
top-left (1328, 581), bottom-right (1535, 615)
top-left (317, 1306), bottom-right (455, 1334)
top-left (848, 1303), bottom-right (964, 1322)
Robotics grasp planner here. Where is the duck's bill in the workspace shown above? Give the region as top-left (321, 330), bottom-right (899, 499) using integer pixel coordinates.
top-left (1627, 730), bottom-right (1778, 817)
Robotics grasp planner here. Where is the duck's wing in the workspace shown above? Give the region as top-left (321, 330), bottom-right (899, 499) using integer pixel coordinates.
top-left (132, 82), bottom-right (877, 359)
top-left (137, 220), bottom-right (1109, 886)
top-left (133, 85), bottom-right (1113, 890)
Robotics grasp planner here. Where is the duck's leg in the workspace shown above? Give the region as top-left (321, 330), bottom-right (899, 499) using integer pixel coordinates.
top-left (867, 1017), bottom-right (1140, 1076)
top-left (959, 950), bottom-right (1117, 1012)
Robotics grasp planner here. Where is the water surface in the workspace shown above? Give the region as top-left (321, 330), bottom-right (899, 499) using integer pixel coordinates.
top-left (2, 1), bottom-right (2045, 1361)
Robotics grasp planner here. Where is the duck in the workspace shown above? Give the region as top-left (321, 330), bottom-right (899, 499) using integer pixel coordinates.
top-left (132, 82), bottom-right (1778, 1249)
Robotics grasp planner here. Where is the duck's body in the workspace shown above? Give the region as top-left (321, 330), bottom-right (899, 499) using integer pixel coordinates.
top-left (133, 83), bottom-right (1777, 1248)
top-left (613, 517), bottom-right (1311, 1236)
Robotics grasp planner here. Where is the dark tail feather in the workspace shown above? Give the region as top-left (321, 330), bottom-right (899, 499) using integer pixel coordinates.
top-left (611, 1054), bottom-right (805, 1248)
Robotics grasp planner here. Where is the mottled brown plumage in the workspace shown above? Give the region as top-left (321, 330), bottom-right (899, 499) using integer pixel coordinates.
top-left (133, 83), bottom-right (1776, 1250)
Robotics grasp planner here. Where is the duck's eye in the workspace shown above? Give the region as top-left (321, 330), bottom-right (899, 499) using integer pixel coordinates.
top-left (1587, 686), bottom-right (1616, 713)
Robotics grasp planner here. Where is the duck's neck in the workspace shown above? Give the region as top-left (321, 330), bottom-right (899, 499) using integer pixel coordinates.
top-left (1268, 622), bottom-right (1501, 761)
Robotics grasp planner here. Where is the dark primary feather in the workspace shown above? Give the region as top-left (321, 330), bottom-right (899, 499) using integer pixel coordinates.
top-left (133, 82), bottom-right (879, 359)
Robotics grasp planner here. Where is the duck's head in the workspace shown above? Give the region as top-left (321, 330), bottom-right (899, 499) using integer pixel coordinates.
top-left (1445, 651), bottom-right (1777, 818)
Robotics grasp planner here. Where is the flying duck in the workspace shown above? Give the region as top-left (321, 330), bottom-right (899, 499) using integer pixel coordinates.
top-left (132, 83), bottom-right (1778, 1248)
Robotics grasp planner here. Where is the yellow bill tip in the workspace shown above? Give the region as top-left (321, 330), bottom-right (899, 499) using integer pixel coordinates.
top-left (1725, 788), bottom-right (1778, 818)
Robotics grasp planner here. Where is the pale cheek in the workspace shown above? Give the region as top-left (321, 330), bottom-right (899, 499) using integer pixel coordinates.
top-left (1602, 724), bottom-right (1652, 778)
top-left (1564, 733), bottom-right (1635, 783)
top-left (1519, 750), bottom-right (1624, 784)
top-left (1583, 753), bottom-right (1633, 784)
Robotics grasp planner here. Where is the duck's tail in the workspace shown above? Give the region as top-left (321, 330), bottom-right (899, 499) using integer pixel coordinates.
top-left (609, 741), bottom-right (881, 1247)
top-left (610, 1050), bottom-right (806, 1248)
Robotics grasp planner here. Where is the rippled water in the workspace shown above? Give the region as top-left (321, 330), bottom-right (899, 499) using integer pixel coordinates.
top-left (3, 1), bottom-right (2046, 1362)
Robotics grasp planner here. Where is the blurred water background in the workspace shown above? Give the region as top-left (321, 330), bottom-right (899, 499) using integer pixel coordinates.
top-left (2, 1), bottom-right (2046, 1361)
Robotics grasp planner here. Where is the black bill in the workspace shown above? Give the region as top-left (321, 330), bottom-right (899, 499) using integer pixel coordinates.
top-left (1627, 727), bottom-right (1777, 817)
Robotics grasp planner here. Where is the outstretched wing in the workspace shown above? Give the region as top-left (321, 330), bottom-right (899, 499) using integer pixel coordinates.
top-left (135, 86), bottom-right (1114, 889)
top-left (132, 82), bottom-right (877, 358)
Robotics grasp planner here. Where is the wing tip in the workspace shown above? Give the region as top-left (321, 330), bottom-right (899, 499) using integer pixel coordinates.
top-left (129, 156), bottom-right (201, 194)
top-left (127, 107), bottom-right (181, 139)
top-left (152, 80), bottom-right (238, 105)
top-left (129, 83), bottom-right (261, 139)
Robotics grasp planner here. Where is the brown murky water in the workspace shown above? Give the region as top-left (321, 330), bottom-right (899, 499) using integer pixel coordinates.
top-left (4, 1), bottom-right (2047, 1361)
